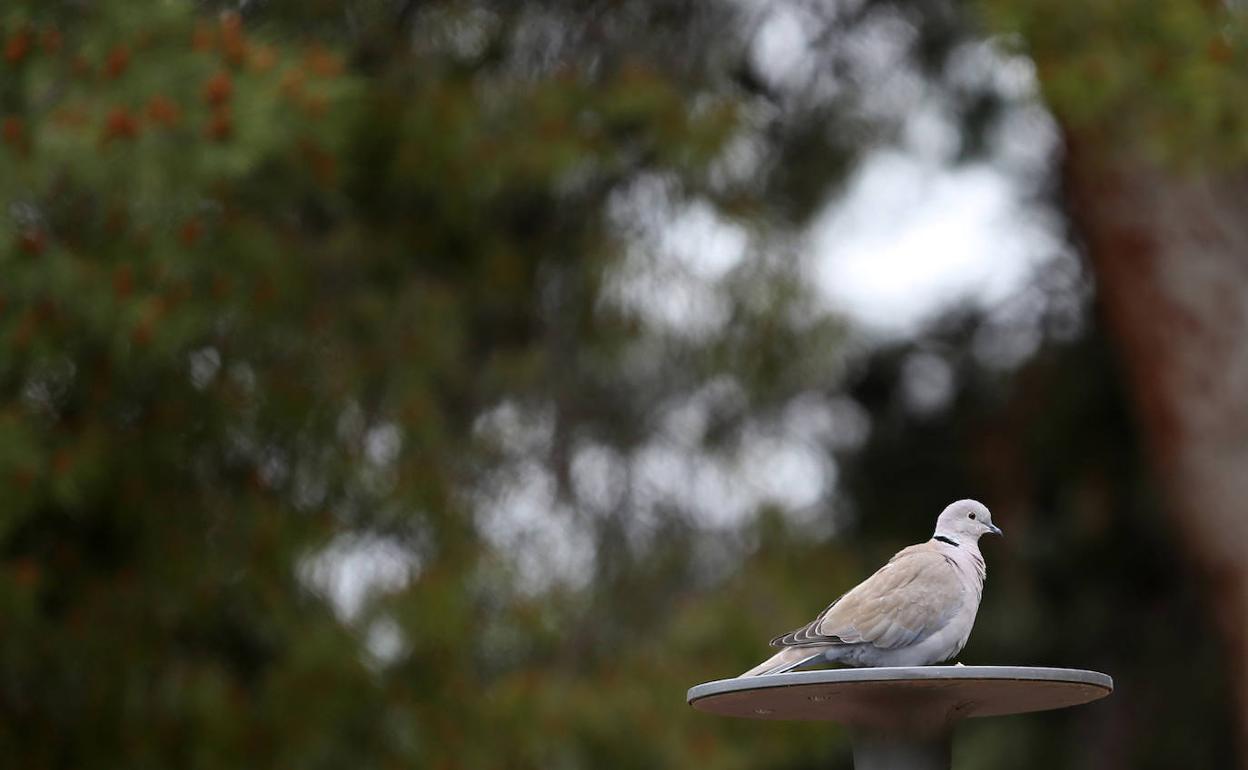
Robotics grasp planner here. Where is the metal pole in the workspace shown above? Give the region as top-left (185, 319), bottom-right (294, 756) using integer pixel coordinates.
top-left (849, 726), bottom-right (952, 770)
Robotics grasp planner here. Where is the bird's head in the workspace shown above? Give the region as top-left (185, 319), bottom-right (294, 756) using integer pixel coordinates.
top-left (934, 499), bottom-right (1002, 543)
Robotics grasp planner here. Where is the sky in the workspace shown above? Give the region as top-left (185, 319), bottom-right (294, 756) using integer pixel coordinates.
top-left (318, 3), bottom-right (1072, 610)
top-left (610, 4), bottom-right (1065, 339)
top-left (813, 144), bottom-right (1060, 334)
top-left (775, 4), bottom-right (1063, 335)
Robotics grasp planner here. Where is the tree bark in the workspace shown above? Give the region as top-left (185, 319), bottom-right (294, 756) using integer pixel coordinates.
top-left (1064, 133), bottom-right (1248, 760)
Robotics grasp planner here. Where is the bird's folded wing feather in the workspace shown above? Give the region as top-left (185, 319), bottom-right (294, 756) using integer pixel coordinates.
top-left (771, 544), bottom-right (964, 650)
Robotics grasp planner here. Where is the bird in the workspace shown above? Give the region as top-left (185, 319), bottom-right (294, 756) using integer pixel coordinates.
top-left (740, 499), bottom-right (1002, 677)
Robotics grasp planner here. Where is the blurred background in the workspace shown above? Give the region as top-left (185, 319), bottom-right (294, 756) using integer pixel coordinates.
top-left (0, 0), bottom-right (1244, 767)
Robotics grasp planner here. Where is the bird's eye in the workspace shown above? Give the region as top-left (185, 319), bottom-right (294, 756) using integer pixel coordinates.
top-left (968, 513), bottom-right (976, 519)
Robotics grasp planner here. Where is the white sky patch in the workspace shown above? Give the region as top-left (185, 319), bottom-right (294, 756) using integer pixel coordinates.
top-left (901, 351), bottom-right (956, 416)
top-left (632, 431), bottom-right (831, 530)
top-left (658, 199), bottom-right (750, 282)
top-left (628, 381), bottom-right (838, 530)
top-left (806, 34), bottom-right (1063, 336)
top-left (473, 400), bottom-right (555, 456)
top-left (741, 434), bottom-right (830, 511)
top-left (364, 617), bottom-right (409, 668)
top-left (300, 534), bottom-right (420, 621)
top-left (570, 444), bottom-right (628, 512)
top-left (469, 381), bottom-right (862, 591)
top-left (812, 153), bottom-right (1056, 334)
top-left (188, 347), bottom-right (221, 389)
top-left (361, 423), bottom-right (403, 496)
top-left (607, 31), bottom-right (1064, 342)
top-left (364, 424), bottom-right (403, 466)
top-left (784, 392), bottom-right (872, 451)
top-left (605, 175), bottom-right (749, 336)
top-left (475, 460), bottom-right (597, 592)
top-left (609, 255), bottom-right (732, 334)
top-left (749, 3), bottom-right (821, 90)
top-left (729, 14), bottom-right (1069, 338)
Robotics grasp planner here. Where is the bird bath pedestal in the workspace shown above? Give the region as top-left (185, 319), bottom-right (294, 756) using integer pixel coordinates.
top-left (687, 666), bottom-right (1113, 770)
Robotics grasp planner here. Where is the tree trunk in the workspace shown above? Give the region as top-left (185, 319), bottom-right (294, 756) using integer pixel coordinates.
top-left (1064, 133), bottom-right (1248, 760)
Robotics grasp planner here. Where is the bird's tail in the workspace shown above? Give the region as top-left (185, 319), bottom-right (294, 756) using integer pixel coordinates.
top-left (739, 647), bottom-right (825, 677)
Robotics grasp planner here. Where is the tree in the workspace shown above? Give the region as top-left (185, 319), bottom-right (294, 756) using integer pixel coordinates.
top-left (985, 0), bottom-right (1248, 759)
top-left (0, 1), bottom-right (861, 766)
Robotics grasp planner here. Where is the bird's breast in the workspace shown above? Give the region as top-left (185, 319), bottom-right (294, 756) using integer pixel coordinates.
top-left (952, 550), bottom-right (986, 600)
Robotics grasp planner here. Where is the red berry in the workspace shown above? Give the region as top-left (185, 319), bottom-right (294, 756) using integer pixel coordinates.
top-left (102, 107), bottom-right (140, 141)
top-left (203, 71), bottom-right (232, 105)
top-left (104, 45), bottom-right (131, 79)
top-left (4, 31), bottom-right (31, 64)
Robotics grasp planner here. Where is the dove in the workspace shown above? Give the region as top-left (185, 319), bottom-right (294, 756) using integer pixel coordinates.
top-left (741, 499), bottom-right (1002, 676)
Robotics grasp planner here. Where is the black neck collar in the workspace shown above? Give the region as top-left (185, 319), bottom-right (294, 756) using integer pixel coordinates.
top-left (933, 535), bottom-right (959, 547)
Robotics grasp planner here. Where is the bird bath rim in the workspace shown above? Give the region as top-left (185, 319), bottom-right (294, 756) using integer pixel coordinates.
top-left (687, 666), bottom-right (1113, 730)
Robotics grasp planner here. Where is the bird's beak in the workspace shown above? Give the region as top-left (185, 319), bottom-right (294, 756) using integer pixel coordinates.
top-left (988, 523), bottom-right (1003, 537)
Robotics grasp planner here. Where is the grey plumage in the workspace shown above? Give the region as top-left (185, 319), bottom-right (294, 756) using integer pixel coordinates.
top-left (741, 499), bottom-right (1002, 677)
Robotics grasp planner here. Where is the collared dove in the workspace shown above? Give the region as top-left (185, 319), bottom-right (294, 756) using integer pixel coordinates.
top-left (741, 499), bottom-right (1002, 676)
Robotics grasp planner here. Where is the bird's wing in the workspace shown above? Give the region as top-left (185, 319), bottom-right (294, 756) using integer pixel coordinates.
top-left (771, 543), bottom-right (965, 650)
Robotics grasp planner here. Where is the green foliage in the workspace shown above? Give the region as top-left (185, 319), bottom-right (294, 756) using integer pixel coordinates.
top-left (981, 0), bottom-right (1248, 166)
top-left (0, 1), bottom-right (851, 767)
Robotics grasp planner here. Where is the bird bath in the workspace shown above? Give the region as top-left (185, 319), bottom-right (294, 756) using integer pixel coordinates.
top-left (687, 666), bottom-right (1113, 769)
